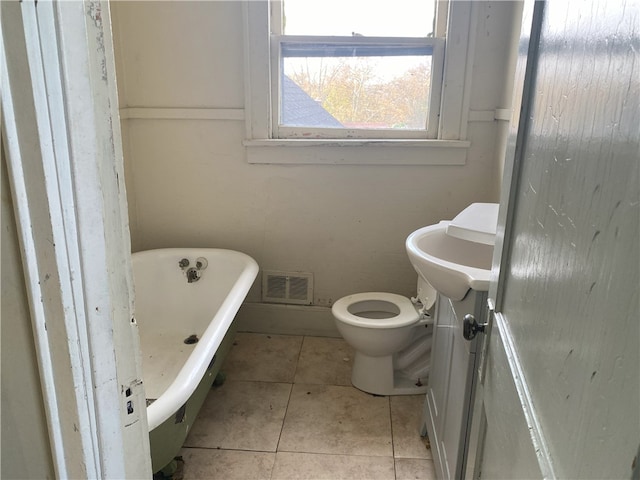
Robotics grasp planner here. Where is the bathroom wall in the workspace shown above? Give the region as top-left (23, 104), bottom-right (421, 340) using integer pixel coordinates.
top-left (1, 142), bottom-right (55, 479)
top-left (111, 1), bottom-right (520, 330)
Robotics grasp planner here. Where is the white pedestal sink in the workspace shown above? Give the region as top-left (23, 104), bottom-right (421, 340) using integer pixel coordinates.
top-left (405, 221), bottom-right (494, 301)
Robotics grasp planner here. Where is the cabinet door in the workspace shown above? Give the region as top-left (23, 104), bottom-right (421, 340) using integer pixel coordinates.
top-left (424, 294), bottom-right (481, 479)
top-left (423, 296), bottom-right (455, 479)
top-left (442, 299), bottom-right (478, 480)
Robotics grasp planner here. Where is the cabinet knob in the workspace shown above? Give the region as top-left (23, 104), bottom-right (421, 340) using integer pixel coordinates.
top-left (463, 314), bottom-right (485, 341)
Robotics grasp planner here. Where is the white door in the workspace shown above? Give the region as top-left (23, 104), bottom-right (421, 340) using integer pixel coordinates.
top-left (469, 0), bottom-right (640, 478)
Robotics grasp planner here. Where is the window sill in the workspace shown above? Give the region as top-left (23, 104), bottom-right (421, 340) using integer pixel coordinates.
top-left (243, 139), bottom-right (470, 165)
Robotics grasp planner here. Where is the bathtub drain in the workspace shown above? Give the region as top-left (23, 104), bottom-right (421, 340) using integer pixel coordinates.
top-left (184, 334), bottom-right (199, 345)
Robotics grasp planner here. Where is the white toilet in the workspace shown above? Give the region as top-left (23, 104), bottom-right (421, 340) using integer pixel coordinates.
top-left (332, 277), bottom-right (437, 395)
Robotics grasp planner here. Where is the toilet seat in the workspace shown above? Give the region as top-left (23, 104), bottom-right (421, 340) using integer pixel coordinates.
top-left (332, 292), bottom-right (420, 329)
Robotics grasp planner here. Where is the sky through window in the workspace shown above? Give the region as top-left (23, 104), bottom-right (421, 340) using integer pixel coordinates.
top-left (283, 0), bottom-right (436, 37)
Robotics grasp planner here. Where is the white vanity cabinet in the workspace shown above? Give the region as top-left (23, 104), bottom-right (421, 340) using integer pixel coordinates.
top-left (421, 290), bottom-right (487, 479)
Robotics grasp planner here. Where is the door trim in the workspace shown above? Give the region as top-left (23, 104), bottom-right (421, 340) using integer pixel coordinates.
top-left (1, 1), bottom-right (151, 477)
top-left (493, 310), bottom-right (556, 478)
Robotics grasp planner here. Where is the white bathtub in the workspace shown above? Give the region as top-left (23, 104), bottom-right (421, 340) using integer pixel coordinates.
top-left (132, 248), bottom-right (258, 456)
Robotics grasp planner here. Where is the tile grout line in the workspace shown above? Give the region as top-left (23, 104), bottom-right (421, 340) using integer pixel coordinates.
top-left (291, 335), bottom-right (306, 384)
top-left (270, 335), bottom-right (306, 479)
top-left (182, 445), bottom-right (276, 455)
top-left (275, 447), bottom-right (397, 459)
top-left (389, 395), bottom-right (399, 480)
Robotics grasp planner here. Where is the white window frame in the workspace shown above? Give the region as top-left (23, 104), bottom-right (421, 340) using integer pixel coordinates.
top-left (243, 0), bottom-right (474, 165)
top-left (271, 35), bottom-right (445, 139)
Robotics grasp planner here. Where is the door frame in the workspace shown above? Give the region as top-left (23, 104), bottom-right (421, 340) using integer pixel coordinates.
top-left (1, 1), bottom-right (151, 477)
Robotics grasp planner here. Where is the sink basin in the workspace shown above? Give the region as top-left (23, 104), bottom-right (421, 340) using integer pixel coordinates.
top-left (405, 221), bottom-right (494, 301)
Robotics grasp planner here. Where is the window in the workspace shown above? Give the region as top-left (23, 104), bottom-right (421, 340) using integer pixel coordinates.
top-left (272, 0), bottom-right (443, 139)
top-left (243, 0), bottom-right (473, 164)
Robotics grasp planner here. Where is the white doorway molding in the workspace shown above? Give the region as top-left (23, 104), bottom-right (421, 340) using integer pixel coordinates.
top-left (1, 1), bottom-right (151, 477)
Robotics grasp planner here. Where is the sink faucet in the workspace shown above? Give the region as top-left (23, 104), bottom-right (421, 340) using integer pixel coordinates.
top-left (186, 267), bottom-right (201, 283)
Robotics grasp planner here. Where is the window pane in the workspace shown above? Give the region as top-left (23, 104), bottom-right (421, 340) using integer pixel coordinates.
top-left (281, 53), bottom-right (432, 130)
top-left (283, 0), bottom-right (436, 37)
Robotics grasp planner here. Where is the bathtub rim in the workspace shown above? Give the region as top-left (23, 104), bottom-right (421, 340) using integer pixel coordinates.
top-left (132, 248), bottom-right (258, 431)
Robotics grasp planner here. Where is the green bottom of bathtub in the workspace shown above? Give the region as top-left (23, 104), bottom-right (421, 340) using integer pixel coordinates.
top-left (149, 322), bottom-right (238, 474)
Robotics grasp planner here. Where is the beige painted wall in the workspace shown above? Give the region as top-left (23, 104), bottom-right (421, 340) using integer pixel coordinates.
top-left (1, 142), bottom-right (55, 479)
top-left (111, 2), bottom-right (518, 312)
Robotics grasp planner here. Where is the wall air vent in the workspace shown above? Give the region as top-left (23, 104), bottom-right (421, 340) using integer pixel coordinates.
top-left (262, 270), bottom-right (313, 305)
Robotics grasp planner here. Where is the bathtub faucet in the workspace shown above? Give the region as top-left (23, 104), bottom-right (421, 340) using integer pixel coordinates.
top-left (181, 256), bottom-right (207, 283)
top-left (186, 267), bottom-right (201, 283)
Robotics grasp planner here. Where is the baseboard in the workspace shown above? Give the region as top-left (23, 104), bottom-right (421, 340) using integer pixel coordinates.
top-left (235, 302), bottom-right (341, 338)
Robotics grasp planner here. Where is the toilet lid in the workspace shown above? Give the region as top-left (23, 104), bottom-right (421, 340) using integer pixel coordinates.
top-left (332, 292), bottom-right (420, 329)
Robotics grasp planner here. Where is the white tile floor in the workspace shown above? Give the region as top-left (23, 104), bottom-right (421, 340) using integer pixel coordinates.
top-left (180, 333), bottom-right (435, 479)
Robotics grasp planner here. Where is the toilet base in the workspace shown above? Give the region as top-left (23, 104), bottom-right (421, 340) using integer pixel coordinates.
top-left (351, 352), bottom-right (429, 396)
